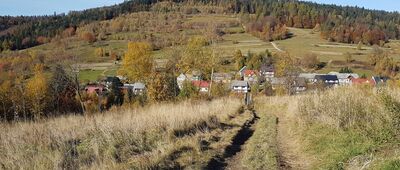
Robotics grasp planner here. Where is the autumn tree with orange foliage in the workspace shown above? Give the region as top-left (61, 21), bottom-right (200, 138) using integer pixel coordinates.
top-left (81, 32), bottom-right (96, 43)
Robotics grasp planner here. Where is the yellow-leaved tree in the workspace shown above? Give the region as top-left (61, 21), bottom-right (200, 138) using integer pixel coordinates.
top-left (178, 36), bottom-right (214, 79)
top-left (26, 64), bottom-right (49, 120)
top-left (118, 42), bottom-right (154, 82)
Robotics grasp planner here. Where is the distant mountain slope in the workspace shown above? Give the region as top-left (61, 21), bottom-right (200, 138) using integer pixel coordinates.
top-left (0, 0), bottom-right (399, 51)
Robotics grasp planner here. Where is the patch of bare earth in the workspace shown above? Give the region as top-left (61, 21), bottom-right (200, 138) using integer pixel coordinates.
top-left (275, 112), bottom-right (315, 170)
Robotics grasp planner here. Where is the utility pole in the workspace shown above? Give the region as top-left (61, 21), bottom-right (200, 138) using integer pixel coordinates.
top-left (209, 36), bottom-right (215, 97)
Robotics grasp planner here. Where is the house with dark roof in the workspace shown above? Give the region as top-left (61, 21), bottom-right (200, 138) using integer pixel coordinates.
top-left (260, 65), bottom-right (275, 80)
top-left (230, 80), bottom-right (250, 93)
top-left (212, 72), bottom-right (233, 84)
top-left (372, 76), bottom-right (389, 86)
top-left (315, 75), bottom-right (339, 87)
top-left (102, 76), bottom-right (123, 89)
top-left (328, 72), bottom-right (359, 85)
top-left (299, 73), bottom-right (322, 83)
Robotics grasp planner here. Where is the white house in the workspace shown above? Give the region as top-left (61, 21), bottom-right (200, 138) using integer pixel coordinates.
top-left (328, 72), bottom-right (359, 85)
top-left (231, 80), bottom-right (250, 93)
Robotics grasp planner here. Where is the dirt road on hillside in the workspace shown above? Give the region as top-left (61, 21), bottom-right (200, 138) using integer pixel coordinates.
top-left (206, 109), bottom-right (259, 170)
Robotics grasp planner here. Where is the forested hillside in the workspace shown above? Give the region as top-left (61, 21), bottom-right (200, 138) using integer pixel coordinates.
top-left (0, 0), bottom-right (400, 51)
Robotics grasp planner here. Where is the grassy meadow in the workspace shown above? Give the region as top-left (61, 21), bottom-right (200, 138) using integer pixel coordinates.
top-left (248, 87), bottom-right (400, 169)
top-left (0, 98), bottom-right (251, 169)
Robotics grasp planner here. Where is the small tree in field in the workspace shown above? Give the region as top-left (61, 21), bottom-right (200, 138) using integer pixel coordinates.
top-left (301, 53), bottom-right (320, 69)
top-left (357, 41), bottom-right (363, 50)
top-left (344, 52), bottom-right (353, 63)
top-left (118, 42), bottom-right (154, 82)
top-left (234, 50), bottom-right (246, 70)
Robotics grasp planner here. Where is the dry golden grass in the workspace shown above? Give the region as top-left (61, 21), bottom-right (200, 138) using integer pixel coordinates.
top-left (251, 86), bottom-right (400, 169)
top-left (0, 98), bottom-right (243, 169)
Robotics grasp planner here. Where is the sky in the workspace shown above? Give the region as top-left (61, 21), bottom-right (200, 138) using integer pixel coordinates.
top-left (0, 0), bottom-right (125, 16)
top-left (302, 0), bottom-right (400, 12)
top-left (0, 0), bottom-right (398, 16)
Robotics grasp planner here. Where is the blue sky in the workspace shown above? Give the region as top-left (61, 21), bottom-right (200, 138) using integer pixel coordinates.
top-left (302, 0), bottom-right (400, 12)
top-left (0, 0), bottom-right (398, 16)
top-left (0, 0), bottom-right (125, 16)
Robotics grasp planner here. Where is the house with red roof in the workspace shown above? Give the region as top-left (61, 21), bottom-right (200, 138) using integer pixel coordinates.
top-left (192, 81), bottom-right (210, 93)
top-left (85, 84), bottom-right (107, 95)
top-left (243, 70), bottom-right (259, 84)
top-left (351, 78), bottom-right (375, 86)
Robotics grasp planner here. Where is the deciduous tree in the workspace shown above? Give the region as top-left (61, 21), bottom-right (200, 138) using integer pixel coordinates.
top-left (118, 42), bottom-right (154, 82)
top-left (26, 64), bottom-right (49, 120)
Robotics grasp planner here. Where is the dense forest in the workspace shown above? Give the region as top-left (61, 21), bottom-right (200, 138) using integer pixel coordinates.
top-left (0, 0), bottom-right (400, 51)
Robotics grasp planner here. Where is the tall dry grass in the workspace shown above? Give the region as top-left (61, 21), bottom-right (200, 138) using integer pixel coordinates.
top-left (253, 86), bottom-right (400, 169)
top-left (0, 98), bottom-right (242, 169)
top-left (297, 86), bottom-right (400, 141)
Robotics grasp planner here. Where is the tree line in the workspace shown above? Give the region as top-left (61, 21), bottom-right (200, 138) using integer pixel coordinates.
top-left (1, 0), bottom-right (399, 52)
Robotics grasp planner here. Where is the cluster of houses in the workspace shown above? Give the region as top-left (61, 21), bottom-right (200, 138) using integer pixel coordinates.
top-left (176, 64), bottom-right (390, 95)
top-left (84, 76), bottom-right (146, 96)
top-left (84, 66), bottom-right (389, 98)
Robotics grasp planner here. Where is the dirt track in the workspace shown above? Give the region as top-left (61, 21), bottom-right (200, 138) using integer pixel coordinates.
top-left (206, 109), bottom-right (259, 170)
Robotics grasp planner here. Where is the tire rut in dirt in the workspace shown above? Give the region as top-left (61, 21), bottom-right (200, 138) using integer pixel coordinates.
top-left (205, 109), bottom-right (259, 170)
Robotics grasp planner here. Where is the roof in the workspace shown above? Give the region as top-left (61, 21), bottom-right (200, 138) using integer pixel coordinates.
top-left (294, 77), bottom-right (307, 87)
top-left (231, 80), bottom-right (249, 87)
top-left (133, 82), bottom-right (146, 89)
top-left (260, 65), bottom-right (275, 72)
top-left (372, 76), bottom-right (389, 84)
top-left (299, 73), bottom-right (321, 79)
top-left (244, 70), bottom-right (258, 76)
top-left (239, 66), bottom-right (247, 72)
top-left (315, 75), bottom-right (339, 81)
top-left (177, 73), bottom-right (187, 80)
top-left (352, 78), bottom-right (375, 85)
top-left (191, 70), bottom-right (202, 76)
top-left (270, 77), bottom-right (286, 85)
top-left (213, 73), bottom-right (233, 79)
top-left (328, 72), bottom-right (359, 79)
top-left (192, 81), bottom-right (210, 88)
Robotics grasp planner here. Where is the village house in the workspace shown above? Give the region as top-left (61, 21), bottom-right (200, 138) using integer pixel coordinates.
top-left (243, 70), bottom-right (259, 84)
top-left (101, 76), bottom-right (123, 89)
top-left (299, 73), bottom-right (322, 84)
top-left (270, 77), bottom-right (286, 90)
top-left (351, 78), bottom-right (375, 86)
top-left (328, 72), bottom-right (359, 85)
top-left (177, 73), bottom-right (187, 89)
top-left (192, 81), bottom-right (210, 93)
top-left (315, 75), bottom-right (339, 87)
top-left (230, 80), bottom-right (250, 93)
top-left (294, 77), bottom-right (307, 93)
top-left (177, 71), bottom-right (203, 89)
top-left (372, 76), bottom-right (389, 86)
top-left (123, 83), bottom-right (146, 95)
top-left (259, 65), bottom-right (275, 81)
top-left (212, 72), bottom-right (233, 84)
top-left (85, 84), bottom-right (107, 95)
